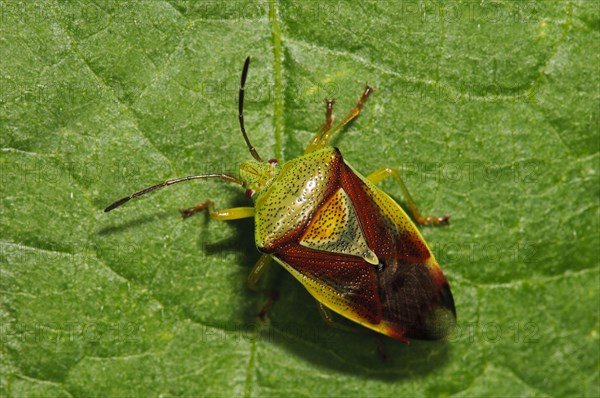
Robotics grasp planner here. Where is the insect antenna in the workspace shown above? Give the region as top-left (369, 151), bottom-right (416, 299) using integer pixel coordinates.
top-left (104, 174), bottom-right (243, 212)
top-left (105, 57), bottom-right (261, 213)
top-left (239, 56), bottom-right (263, 162)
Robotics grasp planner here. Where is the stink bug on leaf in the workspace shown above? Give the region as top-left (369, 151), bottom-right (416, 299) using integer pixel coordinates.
top-left (105, 57), bottom-right (456, 343)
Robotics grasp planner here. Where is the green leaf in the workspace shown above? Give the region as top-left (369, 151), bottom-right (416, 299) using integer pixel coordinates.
top-left (1, 1), bottom-right (598, 396)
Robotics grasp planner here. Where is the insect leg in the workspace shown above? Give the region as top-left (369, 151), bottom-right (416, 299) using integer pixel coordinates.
top-left (305, 99), bottom-right (336, 154)
top-left (180, 200), bottom-right (255, 220)
top-left (366, 167), bottom-right (450, 225)
top-left (247, 253), bottom-right (272, 289)
top-left (304, 85), bottom-right (374, 154)
top-left (320, 303), bottom-right (389, 359)
top-left (247, 254), bottom-right (279, 319)
top-left (317, 302), bottom-right (363, 334)
top-left (319, 303), bottom-right (390, 359)
top-left (332, 84), bottom-right (374, 131)
top-left (320, 98), bottom-right (335, 132)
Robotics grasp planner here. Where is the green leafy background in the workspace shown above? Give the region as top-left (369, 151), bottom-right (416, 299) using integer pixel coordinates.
top-left (1, 1), bottom-right (598, 396)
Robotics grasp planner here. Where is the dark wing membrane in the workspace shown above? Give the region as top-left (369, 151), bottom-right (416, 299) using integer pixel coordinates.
top-left (377, 255), bottom-right (456, 340)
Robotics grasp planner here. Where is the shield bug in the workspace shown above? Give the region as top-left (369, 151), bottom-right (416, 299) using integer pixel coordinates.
top-left (105, 57), bottom-right (456, 342)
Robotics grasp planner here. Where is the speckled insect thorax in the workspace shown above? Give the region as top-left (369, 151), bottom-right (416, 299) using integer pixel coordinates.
top-left (250, 147), bottom-right (340, 250)
top-left (248, 147), bottom-right (377, 266)
top-left (246, 147), bottom-right (341, 251)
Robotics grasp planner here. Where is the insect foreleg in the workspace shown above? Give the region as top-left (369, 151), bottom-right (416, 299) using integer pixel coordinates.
top-left (305, 85), bottom-right (374, 154)
top-left (180, 200), bottom-right (255, 220)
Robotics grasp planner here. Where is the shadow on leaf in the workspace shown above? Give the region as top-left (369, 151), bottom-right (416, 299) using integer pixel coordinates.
top-left (97, 212), bottom-right (173, 236)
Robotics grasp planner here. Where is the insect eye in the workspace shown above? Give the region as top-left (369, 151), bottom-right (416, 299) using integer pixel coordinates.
top-left (245, 189), bottom-right (255, 198)
top-left (268, 158), bottom-right (278, 165)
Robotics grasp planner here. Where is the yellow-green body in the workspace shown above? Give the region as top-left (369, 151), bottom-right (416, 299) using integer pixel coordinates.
top-left (105, 64), bottom-right (456, 342)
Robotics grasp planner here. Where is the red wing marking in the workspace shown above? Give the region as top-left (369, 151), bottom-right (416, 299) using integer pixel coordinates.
top-left (275, 243), bottom-right (382, 325)
top-left (339, 162), bottom-right (431, 263)
top-left (265, 149), bottom-right (455, 340)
